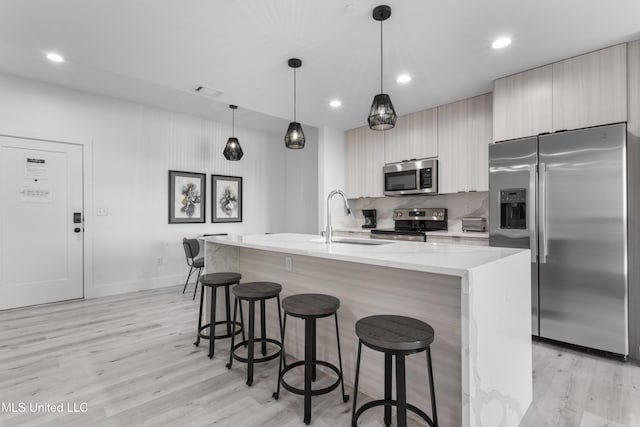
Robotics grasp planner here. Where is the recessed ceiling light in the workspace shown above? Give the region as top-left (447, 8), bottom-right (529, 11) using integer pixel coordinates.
top-left (492, 37), bottom-right (511, 49)
top-left (46, 52), bottom-right (65, 63)
top-left (396, 74), bottom-right (411, 84)
top-left (329, 99), bottom-right (342, 108)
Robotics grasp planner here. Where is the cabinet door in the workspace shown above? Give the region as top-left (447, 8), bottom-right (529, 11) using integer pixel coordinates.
top-left (438, 99), bottom-right (469, 193)
top-left (493, 65), bottom-right (553, 142)
top-left (467, 93), bottom-right (492, 192)
top-left (384, 108), bottom-right (437, 164)
top-left (553, 44), bottom-right (627, 131)
top-left (344, 126), bottom-right (384, 198)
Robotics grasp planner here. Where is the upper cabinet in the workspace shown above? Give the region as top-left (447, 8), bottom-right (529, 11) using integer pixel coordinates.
top-left (493, 44), bottom-right (628, 142)
top-left (493, 65), bottom-right (552, 142)
top-left (384, 108), bottom-right (438, 164)
top-left (344, 126), bottom-right (384, 198)
top-left (438, 93), bottom-right (492, 193)
top-left (552, 44), bottom-right (627, 131)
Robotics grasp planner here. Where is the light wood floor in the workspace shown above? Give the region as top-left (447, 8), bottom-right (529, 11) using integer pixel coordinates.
top-left (0, 286), bottom-right (638, 427)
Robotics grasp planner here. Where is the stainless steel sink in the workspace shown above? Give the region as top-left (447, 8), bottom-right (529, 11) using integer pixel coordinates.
top-left (329, 238), bottom-right (392, 246)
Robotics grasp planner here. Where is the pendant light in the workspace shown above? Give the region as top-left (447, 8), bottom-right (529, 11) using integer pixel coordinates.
top-left (368, 5), bottom-right (397, 131)
top-left (223, 105), bottom-right (243, 161)
top-left (284, 58), bottom-right (305, 149)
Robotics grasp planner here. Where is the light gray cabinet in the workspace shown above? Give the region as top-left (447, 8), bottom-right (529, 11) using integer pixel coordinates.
top-left (384, 108), bottom-right (438, 164)
top-left (552, 43), bottom-right (627, 131)
top-left (437, 93), bottom-right (492, 193)
top-left (493, 44), bottom-right (627, 142)
top-left (493, 65), bottom-right (553, 142)
top-left (344, 126), bottom-right (384, 198)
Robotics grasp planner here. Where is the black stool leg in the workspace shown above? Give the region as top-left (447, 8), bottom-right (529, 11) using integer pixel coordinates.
top-left (396, 354), bottom-right (407, 427)
top-left (350, 340), bottom-right (362, 427)
top-left (303, 317), bottom-right (315, 424)
top-left (208, 286), bottom-right (217, 358)
top-left (194, 284), bottom-right (204, 346)
top-left (276, 295), bottom-right (286, 367)
top-left (384, 353), bottom-right (392, 427)
top-left (247, 300), bottom-right (255, 386)
top-left (226, 298), bottom-right (240, 369)
top-left (260, 299), bottom-right (267, 356)
top-left (192, 267), bottom-right (202, 300)
top-left (225, 286), bottom-right (232, 336)
top-left (311, 318), bottom-right (317, 382)
top-left (183, 266), bottom-right (193, 294)
top-left (239, 295), bottom-right (246, 345)
top-left (334, 312), bottom-right (349, 402)
top-left (427, 347), bottom-right (438, 427)
top-left (272, 312), bottom-right (287, 400)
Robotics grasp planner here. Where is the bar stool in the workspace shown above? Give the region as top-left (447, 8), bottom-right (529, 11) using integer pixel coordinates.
top-left (351, 315), bottom-right (438, 427)
top-left (273, 293), bottom-right (349, 425)
top-left (194, 272), bottom-right (244, 358)
top-left (226, 282), bottom-right (284, 386)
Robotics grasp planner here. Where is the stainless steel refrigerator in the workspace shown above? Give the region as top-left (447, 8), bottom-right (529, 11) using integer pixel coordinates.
top-left (489, 123), bottom-right (629, 356)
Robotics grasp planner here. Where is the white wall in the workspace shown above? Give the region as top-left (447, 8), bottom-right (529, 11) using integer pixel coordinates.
top-left (0, 72), bottom-right (317, 298)
top-left (317, 126), bottom-right (346, 233)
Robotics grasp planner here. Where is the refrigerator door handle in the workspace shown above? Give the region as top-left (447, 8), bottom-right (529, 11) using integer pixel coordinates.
top-left (529, 164), bottom-right (537, 263)
top-left (539, 162), bottom-right (548, 263)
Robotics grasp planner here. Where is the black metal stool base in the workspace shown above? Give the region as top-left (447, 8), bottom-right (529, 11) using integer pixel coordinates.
top-left (196, 320), bottom-right (243, 342)
top-left (229, 338), bottom-right (282, 364)
top-left (353, 399), bottom-right (435, 427)
top-left (275, 359), bottom-right (349, 399)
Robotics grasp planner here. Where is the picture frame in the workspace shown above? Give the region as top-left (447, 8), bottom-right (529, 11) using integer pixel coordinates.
top-left (168, 170), bottom-right (206, 223)
top-left (212, 175), bottom-right (242, 223)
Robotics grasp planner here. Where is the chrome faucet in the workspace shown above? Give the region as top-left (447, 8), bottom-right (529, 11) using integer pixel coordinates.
top-left (326, 190), bottom-right (351, 243)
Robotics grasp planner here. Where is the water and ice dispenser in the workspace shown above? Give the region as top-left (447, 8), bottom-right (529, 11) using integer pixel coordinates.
top-left (500, 189), bottom-right (526, 229)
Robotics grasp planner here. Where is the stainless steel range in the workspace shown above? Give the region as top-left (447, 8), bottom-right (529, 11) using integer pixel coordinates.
top-left (371, 208), bottom-right (447, 242)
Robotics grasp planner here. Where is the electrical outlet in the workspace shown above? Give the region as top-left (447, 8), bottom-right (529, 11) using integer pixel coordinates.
top-left (285, 256), bottom-right (292, 272)
top-left (156, 257), bottom-right (163, 266)
top-left (96, 207), bottom-right (109, 216)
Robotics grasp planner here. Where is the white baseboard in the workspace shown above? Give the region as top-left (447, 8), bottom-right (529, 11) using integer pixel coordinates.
top-left (86, 274), bottom-right (186, 299)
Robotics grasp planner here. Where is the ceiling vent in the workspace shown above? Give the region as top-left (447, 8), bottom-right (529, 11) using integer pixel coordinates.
top-left (193, 85), bottom-right (223, 98)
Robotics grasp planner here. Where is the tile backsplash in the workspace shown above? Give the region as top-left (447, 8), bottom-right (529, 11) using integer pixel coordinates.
top-left (336, 192), bottom-right (488, 231)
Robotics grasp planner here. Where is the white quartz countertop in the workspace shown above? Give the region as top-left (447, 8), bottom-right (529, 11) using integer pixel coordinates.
top-left (204, 233), bottom-right (526, 277)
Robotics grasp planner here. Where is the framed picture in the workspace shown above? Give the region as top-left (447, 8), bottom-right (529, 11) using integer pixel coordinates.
top-left (212, 175), bottom-right (242, 223)
top-left (168, 170), bottom-right (206, 223)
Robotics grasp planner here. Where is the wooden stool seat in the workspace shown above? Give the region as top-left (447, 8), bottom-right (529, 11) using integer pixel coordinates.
top-left (199, 272), bottom-right (242, 287)
top-left (281, 293), bottom-right (340, 318)
top-left (232, 282), bottom-right (282, 300)
top-left (356, 315), bottom-right (434, 353)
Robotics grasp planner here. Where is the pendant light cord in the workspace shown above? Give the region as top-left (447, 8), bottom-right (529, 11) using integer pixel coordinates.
top-left (293, 68), bottom-right (297, 122)
top-left (380, 19), bottom-right (383, 94)
top-left (232, 108), bottom-right (235, 137)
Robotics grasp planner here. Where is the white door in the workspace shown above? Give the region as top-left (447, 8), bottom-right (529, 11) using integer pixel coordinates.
top-left (0, 136), bottom-right (83, 310)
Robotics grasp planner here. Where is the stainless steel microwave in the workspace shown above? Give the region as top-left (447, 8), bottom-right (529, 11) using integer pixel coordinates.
top-left (383, 158), bottom-right (438, 196)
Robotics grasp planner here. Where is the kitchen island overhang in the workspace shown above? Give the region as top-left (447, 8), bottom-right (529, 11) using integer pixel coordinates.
top-left (203, 233), bottom-right (532, 427)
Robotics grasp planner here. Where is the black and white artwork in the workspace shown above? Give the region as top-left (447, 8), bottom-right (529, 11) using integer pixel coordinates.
top-left (212, 175), bottom-right (242, 223)
top-left (168, 170), bottom-right (206, 223)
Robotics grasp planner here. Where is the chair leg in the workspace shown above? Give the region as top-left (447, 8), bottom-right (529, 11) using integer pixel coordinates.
top-left (334, 312), bottom-right (349, 402)
top-left (350, 340), bottom-right (362, 427)
top-left (272, 312), bottom-right (287, 400)
top-left (427, 347), bottom-right (438, 427)
top-left (208, 286), bottom-right (217, 359)
top-left (225, 286), bottom-right (232, 336)
top-left (384, 353), bottom-right (392, 427)
top-left (226, 298), bottom-right (239, 370)
top-left (311, 318), bottom-right (317, 382)
top-left (396, 354), bottom-right (407, 427)
top-left (247, 300), bottom-right (256, 386)
top-left (239, 293), bottom-right (246, 345)
top-left (260, 299), bottom-right (267, 356)
top-left (276, 295), bottom-right (286, 367)
top-left (303, 318), bottom-right (315, 424)
top-left (194, 281), bottom-right (204, 346)
top-left (192, 267), bottom-right (202, 300)
top-left (183, 266), bottom-right (194, 294)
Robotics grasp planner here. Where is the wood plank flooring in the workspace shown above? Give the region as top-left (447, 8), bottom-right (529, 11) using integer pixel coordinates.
top-left (0, 286), bottom-right (638, 427)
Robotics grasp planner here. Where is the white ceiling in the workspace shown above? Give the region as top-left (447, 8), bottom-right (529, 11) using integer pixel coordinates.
top-left (0, 0), bottom-right (639, 134)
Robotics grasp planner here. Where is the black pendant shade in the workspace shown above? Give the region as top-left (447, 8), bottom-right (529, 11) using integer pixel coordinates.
top-left (223, 105), bottom-right (243, 161)
top-left (285, 58), bottom-right (305, 149)
top-left (368, 5), bottom-right (397, 131)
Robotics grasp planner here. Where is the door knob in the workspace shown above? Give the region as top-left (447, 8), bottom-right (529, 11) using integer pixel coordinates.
top-left (74, 227), bottom-right (81, 233)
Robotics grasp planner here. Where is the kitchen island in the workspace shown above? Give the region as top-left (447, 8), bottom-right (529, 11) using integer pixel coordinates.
top-left (203, 233), bottom-right (532, 427)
